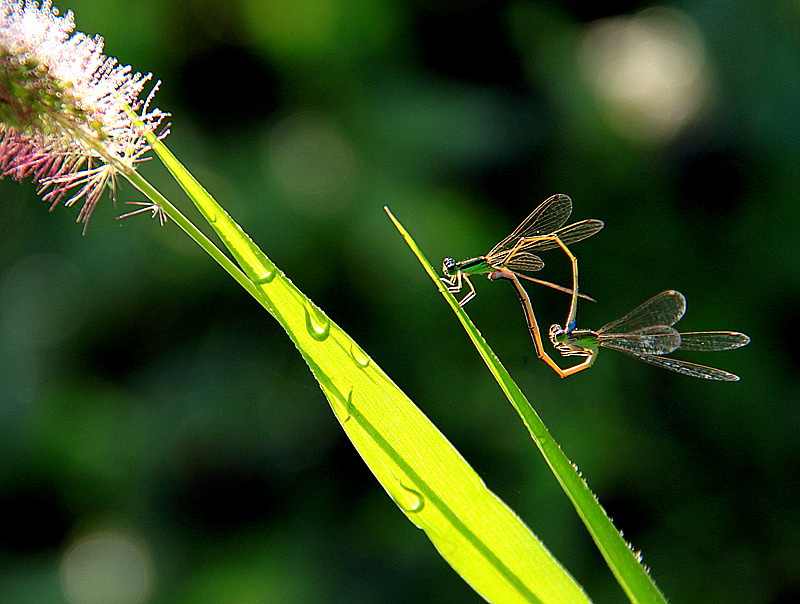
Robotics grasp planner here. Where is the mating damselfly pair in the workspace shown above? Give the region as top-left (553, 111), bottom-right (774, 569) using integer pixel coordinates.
top-left (441, 194), bottom-right (749, 381)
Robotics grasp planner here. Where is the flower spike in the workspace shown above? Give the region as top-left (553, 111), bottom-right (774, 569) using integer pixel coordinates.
top-left (0, 0), bottom-right (168, 230)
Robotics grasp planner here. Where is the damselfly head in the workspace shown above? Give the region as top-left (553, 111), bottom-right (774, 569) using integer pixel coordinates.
top-left (550, 326), bottom-right (600, 357)
top-left (442, 257), bottom-right (457, 276)
top-left (549, 324), bottom-right (566, 345)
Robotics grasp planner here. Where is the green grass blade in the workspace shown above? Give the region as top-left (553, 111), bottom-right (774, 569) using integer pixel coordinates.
top-left (144, 138), bottom-right (592, 604)
top-left (385, 207), bottom-right (669, 604)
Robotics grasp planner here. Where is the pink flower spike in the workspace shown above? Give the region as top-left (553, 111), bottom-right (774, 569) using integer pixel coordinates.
top-left (0, 0), bottom-right (168, 230)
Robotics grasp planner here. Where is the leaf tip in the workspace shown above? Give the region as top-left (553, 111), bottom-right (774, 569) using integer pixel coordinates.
top-left (384, 206), bottom-right (405, 235)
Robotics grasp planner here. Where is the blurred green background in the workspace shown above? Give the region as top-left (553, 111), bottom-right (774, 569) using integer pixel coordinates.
top-left (1, 1), bottom-right (798, 602)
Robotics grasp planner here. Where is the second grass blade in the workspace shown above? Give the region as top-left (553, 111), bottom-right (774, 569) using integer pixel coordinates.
top-left (385, 206), bottom-right (668, 604)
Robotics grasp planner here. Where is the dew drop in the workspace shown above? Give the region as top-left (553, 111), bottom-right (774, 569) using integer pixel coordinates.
top-left (335, 390), bottom-right (353, 423)
top-left (344, 390), bottom-right (355, 421)
top-left (201, 206), bottom-right (217, 223)
top-left (304, 304), bottom-right (331, 341)
top-left (392, 481), bottom-right (424, 514)
top-left (253, 267), bottom-right (276, 285)
top-left (350, 343), bottom-right (370, 368)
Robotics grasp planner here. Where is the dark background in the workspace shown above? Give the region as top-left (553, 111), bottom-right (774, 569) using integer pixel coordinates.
top-left (1, 1), bottom-right (798, 603)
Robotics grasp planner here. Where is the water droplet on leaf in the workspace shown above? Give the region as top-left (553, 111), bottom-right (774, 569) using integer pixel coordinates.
top-left (254, 267), bottom-right (276, 284)
top-left (392, 481), bottom-right (424, 514)
top-left (201, 206), bottom-right (217, 222)
top-left (335, 390), bottom-right (354, 423)
top-left (350, 343), bottom-right (370, 368)
top-left (304, 304), bottom-right (331, 341)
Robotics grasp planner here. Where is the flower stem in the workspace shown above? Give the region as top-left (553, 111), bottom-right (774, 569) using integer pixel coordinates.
top-left (122, 169), bottom-right (264, 307)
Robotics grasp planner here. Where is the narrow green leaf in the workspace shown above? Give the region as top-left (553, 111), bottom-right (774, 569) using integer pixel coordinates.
top-left (385, 207), bottom-right (669, 604)
top-left (143, 137), bottom-right (592, 604)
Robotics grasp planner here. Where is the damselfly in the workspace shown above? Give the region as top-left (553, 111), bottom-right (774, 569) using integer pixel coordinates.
top-left (546, 290), bottom-right (749, 380)
top-left (501, 283), bottom-right (750, 380)
top-left (441, 194), bottom-right (604, 306)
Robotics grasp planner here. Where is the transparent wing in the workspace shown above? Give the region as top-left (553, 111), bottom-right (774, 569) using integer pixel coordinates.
top-left (487, 194), bottom-right (572, 258)
top-left (503, 251), bottom-right (545, 273)
top-left (627, 353), bottom-right (741, 381)
top-left (494, 219), bottom-right (605, 256)
top-left (599, 326), bottom-right (682, 355)
top-left (598, 290), bottom-right (686, 335)
top-left (486, 219), bottom-right (604, 267)
top-left (678, 331), bottom-right (751, 352)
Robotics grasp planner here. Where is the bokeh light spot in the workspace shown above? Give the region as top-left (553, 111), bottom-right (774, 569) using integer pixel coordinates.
top-left (265, 111), bottom-right (359, 216)
top-left (578, 7), bottom-right (710, 142)
top-left (61, 531), bottom-right (153, 604)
